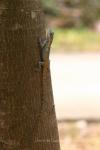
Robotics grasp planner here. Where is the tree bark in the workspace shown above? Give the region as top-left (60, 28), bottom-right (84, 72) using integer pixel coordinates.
top-left (0, 0), bottom-right (60, 149)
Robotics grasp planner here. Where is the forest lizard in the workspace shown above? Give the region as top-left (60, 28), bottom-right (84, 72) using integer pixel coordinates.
top-left (33, 29), bottom-right (54, 135)
top-left (38, 29), bottom-right (54, 70)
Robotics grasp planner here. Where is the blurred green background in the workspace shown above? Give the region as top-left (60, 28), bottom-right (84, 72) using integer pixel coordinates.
top-left (42, 0), bottom-right (100, 53)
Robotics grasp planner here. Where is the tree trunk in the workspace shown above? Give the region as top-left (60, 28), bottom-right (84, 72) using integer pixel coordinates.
top-left (0, 0), bottom-right (60, 149)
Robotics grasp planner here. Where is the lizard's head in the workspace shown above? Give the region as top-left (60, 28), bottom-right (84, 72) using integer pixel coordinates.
top-left (46, 29), bottom-right (54, 44)
top-left (48, 29), bottom-right (54, 37)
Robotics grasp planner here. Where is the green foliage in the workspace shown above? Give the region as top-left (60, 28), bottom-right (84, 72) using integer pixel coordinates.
top-left (42, 0), bottom-right (55, 9)
top-left (81, 0), bottom-right (100, 25)
top-left (42, 0), bottom-right (100, 27)
top-left (42, 0), bottom-right (59, 16)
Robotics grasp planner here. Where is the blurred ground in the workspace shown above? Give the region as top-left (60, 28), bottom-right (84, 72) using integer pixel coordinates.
top-left (58, 121), bottom-right (100, 150)
top-left (50, 53), bottom-right (100, 120)
top-left (51, 53), bottom-right (100, 150)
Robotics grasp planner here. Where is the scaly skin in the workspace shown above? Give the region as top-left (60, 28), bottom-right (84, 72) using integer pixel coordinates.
top-left (39, 29), bottom-right (54, 70)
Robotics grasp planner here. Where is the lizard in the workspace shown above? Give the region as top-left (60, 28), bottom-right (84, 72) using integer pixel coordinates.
top-left (39, 28), bottom-right (54, 110)
top-left (38, 29), bottom-right (54, 71)
top-left (33, 29), bottom-right (54, 139)
top-left (38, 29), bottom-right (54, 116)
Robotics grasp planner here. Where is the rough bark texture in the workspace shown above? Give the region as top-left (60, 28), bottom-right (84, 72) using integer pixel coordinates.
top-left (0, 0), bottom-right (60, 149)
